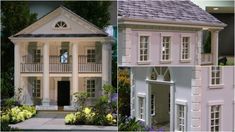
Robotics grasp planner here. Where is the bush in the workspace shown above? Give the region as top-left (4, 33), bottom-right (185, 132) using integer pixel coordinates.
top-left (118, 116), bottom-right (149, 131)
top-left (65, 113), bottom-right (76, 124)
top-left (0, 105), bottom-right (36, 124)
top-left (1, 98), bottom-right (19, 111)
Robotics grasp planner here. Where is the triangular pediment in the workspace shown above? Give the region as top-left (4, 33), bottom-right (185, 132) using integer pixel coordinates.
top-left (14, 6), bottom-right (107, 36)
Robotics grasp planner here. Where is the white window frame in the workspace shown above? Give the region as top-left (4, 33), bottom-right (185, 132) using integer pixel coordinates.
top-left (209, 66), bottom-right (224, 88)
top-left (137, 93), bottom-right (146, 121)
top-left (33, 48), bottom-right (42, 63)
top-left (175, 99), bottom-right (187, 132)
top-left (151, 94), bottom-right (155, 116)
top-left (33, 78), bottom-right (41, 98)
top-left (85, 78), bottom-right (96, 98)
top-left (137, 33), bottom-right (151, 64)
top-left (160, 35), bottom-right (171, 63)
top-left (208, 100), bottom-right (224, 132)
top-left (180, 35), bottom-right (191, 62)
top-left (86, 47), bottom-right (96, 63)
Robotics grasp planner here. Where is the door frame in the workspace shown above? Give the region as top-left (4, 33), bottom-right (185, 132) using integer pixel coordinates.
top-left (146, 79), bottom-right (175, 131)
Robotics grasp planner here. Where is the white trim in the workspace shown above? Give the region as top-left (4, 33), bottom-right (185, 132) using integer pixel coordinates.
top-left (137, 32), bottom-right (151, 64)
top-left (137, 93), bottom-right (146, 122)
top-left (180, 34), bottom-right (191, 62)
top-left (209, 66), bottom-right (224, 88)
top-left (208, 100), bottom-right (224, 131)
top-left (85, 46), bottom-right (96, 63)
top-left (160, 33), bottom-right (172, 63)
top-left (175, 99), bottom-right (188, 132)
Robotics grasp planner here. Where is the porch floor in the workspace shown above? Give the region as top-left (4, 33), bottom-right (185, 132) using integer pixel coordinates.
top-left (152, 121), bottom-right (170, 131)
top-left (10, 111), bottom-right (117, 131)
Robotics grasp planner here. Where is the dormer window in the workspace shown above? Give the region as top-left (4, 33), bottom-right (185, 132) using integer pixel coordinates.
top-left (54, 21), bottom-right (67, 29)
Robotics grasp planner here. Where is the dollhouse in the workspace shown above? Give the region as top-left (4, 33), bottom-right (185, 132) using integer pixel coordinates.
top-left (118, 0), bottom-right (226, 66)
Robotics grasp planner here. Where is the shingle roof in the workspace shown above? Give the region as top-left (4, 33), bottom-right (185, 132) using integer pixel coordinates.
top-left (118, 0), bottom-right (225, 27)
top-left (13, 34), bottom-right (107, 38)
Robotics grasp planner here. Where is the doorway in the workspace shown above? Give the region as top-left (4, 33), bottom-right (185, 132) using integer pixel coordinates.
top-left (57, 81), bottom-right (70, 106)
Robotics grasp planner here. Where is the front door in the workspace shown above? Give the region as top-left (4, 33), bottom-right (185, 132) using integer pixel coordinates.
top-left (57, 81), bottom-right (70, 106)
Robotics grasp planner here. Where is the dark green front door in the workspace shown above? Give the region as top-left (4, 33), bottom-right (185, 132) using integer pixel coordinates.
top-left (57, 81), bottom-right (70, 106)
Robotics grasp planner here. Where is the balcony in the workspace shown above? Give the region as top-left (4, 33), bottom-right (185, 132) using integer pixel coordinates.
top-left (201, 53), bottom-right (213, 65)
top-left (20, 55), bottom-right (102, 73)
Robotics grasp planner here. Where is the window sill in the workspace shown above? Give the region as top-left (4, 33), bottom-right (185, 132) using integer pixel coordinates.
top-left (137, 61), bottom-right (151, 65)
top-left (209, 84), bottom-right (224, 89)
top-left (180, 59), bottom-right (191, 63)
top-left (137, 118), bottom-right (145, 122)
top-left (160, 60), bottom-right (171, 64)
top-left (151, 114), bottom-right (155, 116)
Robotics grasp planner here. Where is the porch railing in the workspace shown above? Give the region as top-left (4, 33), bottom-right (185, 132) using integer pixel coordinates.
top-left (21, 63), bottom-right (42, 72)
top-left (201, 53), bottom-right (213, 65)
top-left (20, 55), bottom-right (102, 73)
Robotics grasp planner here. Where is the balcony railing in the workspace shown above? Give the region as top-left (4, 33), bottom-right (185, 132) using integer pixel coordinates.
top-left (20, 55), bottom-right (101, 73)
top-left (201, 53), bottom-right (212, 65)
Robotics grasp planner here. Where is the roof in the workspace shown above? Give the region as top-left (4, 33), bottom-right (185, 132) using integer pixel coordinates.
top-left (118, 0), bottom-right (226, 27)
top-left (11, 5), bottom-right (108, 38)
top-left (13, 34), bottom-right (107, 37)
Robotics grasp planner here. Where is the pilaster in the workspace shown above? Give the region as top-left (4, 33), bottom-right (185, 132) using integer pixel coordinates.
top-left (102, 43), bottom-right (111, 90)
top-left (210, 30), bottom-right (219, 65)
top-left (196, 30), bottom-right (202, 65)
top-left (122, 28), bottom-right (132, 65)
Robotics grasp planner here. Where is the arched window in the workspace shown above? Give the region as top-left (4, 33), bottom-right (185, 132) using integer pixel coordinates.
top-left (150, 67), bottom-right (170, 81)
top-left (54, 21), bottom-right (67, 29)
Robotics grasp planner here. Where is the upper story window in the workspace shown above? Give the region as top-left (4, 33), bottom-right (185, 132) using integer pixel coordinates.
top-left (60, 49), bottom-right (69, 63)
top-left (211, 66), bottom-right (222, 86)
top-left (54, 21), bottom-right (68, 29)
top-left (33, 49), bottom-right (41, 63)
top-left (139, 36), bottom-right (150, 62)
top-left (87, 48), bottom-right (96, 63)
top-left (181, 37), bottom-right (190, 61)
top-left (161, 36), bottom-right (171, 61)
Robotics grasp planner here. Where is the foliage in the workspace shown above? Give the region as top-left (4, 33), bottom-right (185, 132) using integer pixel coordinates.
top-left (63, 1), bottom-right (111, 29)
top-left (118, 116), bottom-right (152, 131)
top-left (1, 98), bottom-right (19, 111)
top-left (0, 105), bottom-right (36, 128)
top-left (73, 92), bottom-right (88, 110)
top-left (94, 95), bottom-right (109, 115)
top-left (64, 107), bottom-right (116, 126)
top-left (118, 68), bottom-right (131, 117)
top-left (1, 2), bottom-right (37, 99)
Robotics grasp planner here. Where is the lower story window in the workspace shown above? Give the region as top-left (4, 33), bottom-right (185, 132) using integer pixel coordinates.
top-left (33, 79), bottom-right (40, 97)
top-left (86, 79), bottom-right (95, 98)
top-left (151, 94), bottom-right (155, 115)
top-left (138, 97), bottom-right (145, 120)
top-left (177, 104), bottom-right (186, 131)
top-left (210, 105), bottom-right (221, 131)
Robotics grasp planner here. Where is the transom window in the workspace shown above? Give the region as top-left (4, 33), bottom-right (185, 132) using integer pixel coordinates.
top-left (33, 49), bottom-right (41, 63)
top-left (87, 49), bottom-right (96, 63)
top-left (139, 36), bottom-right (149, 62)
top-left (150, 67), bottom-right (170, 81)
top-left (151, 94), bottom-right (155, 116)
top-left (211, 66), bottom-right (222, 85)
top-left (138, 97), bottom-right (145, 120)
top-left (181, 37), bottom-right (190, 60)
top-left (60, 49), bottom-right (69, 64)
top-left (55, 21), bottom-right (67, 29)
top-left (33, 79), bottom-right (40, 98)
top-left (176, 104), bottom-right (186, 131)
top-left (86, 79), bottom-right (95, 98)
top-left (210, 105), bottom-right (221, 131)
top-left (161, 36), bottom-right (171, 61)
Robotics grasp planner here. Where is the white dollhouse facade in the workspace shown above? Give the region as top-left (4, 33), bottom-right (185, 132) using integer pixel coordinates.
top-left (130, 66), bottom-right (234, 131)
top-left (9, 6), bottom-right (113, 110)
top-left (118, 0), bottom-right (226, 66)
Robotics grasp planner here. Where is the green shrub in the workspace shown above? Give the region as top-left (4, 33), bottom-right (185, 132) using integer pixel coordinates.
top-left (118, 117), bottom-right (146, 131)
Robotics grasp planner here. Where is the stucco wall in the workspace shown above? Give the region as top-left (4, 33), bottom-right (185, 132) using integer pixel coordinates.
top-left (171, 67), bottom-right (193, 131)
top-left (200, 66), bottom-right (234, 131)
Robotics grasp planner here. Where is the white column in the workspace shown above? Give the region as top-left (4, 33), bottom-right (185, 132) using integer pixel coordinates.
top-left (170, 84), bottom-right (175, 131)
top-left (211, 30), bottom-right (219, 65)
top-left (72, 43), bottom-right (78, 105)
top-left (14, 42), bottom-right (21, 101)
top-left (42, 42), bottom-right (50, 106)
top-left (102, 43), bottom-right (111, 89)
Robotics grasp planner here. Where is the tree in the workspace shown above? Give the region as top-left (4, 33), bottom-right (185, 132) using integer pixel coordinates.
top-left (118, 68), bottom-right (130, 117)
top-left (63, 1), bottom-right (111, 29)
top-left (1, 2), bottom-right (37, 99)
